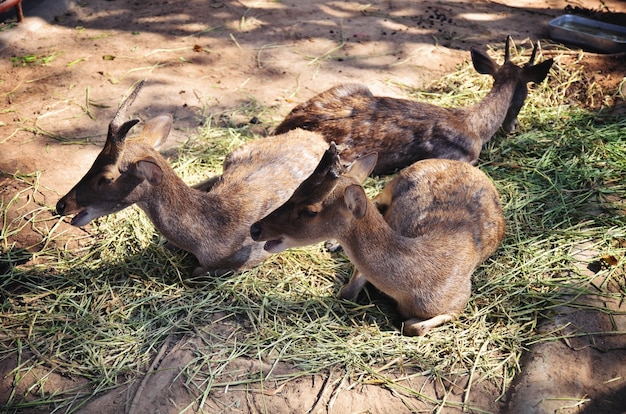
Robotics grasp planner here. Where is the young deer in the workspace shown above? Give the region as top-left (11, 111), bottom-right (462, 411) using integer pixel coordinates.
top-left (274, 36), bottom-right (553, 175)
top-left (250, 143), bottom-right (505, 335)
top-left (56, 81), bottom-right (328, 276)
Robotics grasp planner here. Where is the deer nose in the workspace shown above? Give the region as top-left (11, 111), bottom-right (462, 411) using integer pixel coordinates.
top-left (56, 200), bottom-right (66, 216)
top-left (250, 222), bottom-right (262, 241)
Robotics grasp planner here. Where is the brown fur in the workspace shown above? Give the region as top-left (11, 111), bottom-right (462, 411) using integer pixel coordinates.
top-left (250, 144), bottom-right (505, 336)
top-left (274, 37), bottom-right (553, 175)
top-left (56, 82), bottom-right (328, 276)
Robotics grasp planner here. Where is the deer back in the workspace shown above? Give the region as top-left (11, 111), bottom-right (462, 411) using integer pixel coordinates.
top-left (197, 129), bottom-right (329, 269)
top-left (374, 159), bottom-right (506, 263)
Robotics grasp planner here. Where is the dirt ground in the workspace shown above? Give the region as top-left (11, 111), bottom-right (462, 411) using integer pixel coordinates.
top-left (1, 0), bottom-right (626, 413)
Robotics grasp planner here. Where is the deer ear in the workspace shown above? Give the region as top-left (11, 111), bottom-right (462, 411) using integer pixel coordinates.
top-left (344, 185), bottom-right (368, 219)
top-left (471, 48), bottom-right (498, 75)
top-left (523, 58), bottom-right (553, 84)
top-left (346, 152), bottom-right (377, 182)
top-left (140, 114), bottom-right (172, 149)
top-left (134, 156), bottom-right (163, 185)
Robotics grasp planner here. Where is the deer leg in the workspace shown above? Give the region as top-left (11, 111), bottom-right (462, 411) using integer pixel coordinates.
top-left (402, 313), bottom-right (458, 336)
top-left (339, 269), bottom-right (367, 301)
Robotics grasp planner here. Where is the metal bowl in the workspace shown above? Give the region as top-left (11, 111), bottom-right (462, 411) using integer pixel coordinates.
top-left (548, 14), bottom-right (626, 54)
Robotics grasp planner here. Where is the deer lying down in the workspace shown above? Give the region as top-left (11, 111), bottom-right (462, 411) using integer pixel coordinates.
top-left (56, 81), bottom-right (328, 276)
top-left (274, 36), bottom-right (553, 175)
top-left (250, 144), bottom-right (505, 335)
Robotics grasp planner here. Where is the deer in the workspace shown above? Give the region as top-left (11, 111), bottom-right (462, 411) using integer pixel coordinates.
top-left (273, 36), bottom-right (554, 175)
top-left (55, 81), bottom-right (329, 276)
top-left (250, 143), bottom-right (505, 336)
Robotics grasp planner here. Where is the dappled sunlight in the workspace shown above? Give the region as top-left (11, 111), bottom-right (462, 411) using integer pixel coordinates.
top-left (459, 12), bottom-right (507, 22)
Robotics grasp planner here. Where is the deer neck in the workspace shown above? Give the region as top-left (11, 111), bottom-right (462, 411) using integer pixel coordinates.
top-left (136, 165), bottom-right (221, 244)
top-left (339, 204), bottom-right (426, 277)
top-left (463, 80), bottom-right (516, 143)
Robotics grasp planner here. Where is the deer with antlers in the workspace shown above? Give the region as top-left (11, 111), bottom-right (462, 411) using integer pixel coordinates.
top-left (274, 36), bottom-right (553, 175)
top-left (56, 81), bottom-right (328, 276)
top-left (251, 143), bottom-right (505, 335)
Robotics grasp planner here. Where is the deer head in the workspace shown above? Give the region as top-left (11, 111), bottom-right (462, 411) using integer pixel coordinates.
top-left (470, 35), bottom-right (554, 132)
top-left (250, 142), bottom-right (377, 253)
top-left (56, 81), bottom-right (170, 226)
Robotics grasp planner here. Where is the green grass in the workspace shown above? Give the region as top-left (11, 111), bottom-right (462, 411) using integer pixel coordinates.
top-left (1, 46), bottom-right (625, 413)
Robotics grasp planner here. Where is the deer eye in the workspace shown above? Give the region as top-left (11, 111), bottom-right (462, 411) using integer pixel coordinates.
top-left (98, 176), bottom-right (114, 187)
top-left (300, 208), bottom-right (318, 219)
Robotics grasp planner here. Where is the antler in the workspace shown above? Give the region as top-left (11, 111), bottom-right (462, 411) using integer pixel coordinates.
top-left (328, 142), bottom-right (344, 178)
top-left (297, 142), bottom-right (345, 202)
top-left (310, 141), bottom-right (342, 181)
top-left (107, 80), bottom-right (144, 145)
top-left (527, 41), bottom-right (539, 67)
top-left (504, 35), bottom-right (512, 63)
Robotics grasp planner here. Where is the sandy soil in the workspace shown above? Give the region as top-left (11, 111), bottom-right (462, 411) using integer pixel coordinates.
top-left (1, 0), bottom-right (625, 413)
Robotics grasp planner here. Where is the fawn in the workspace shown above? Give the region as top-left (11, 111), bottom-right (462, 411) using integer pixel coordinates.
top-left (56, 81), bottom-right (328, 276)
top-left (274, 36), bottom-right (553, 175)
top-left (250, 143), bottom-right (505, 335)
